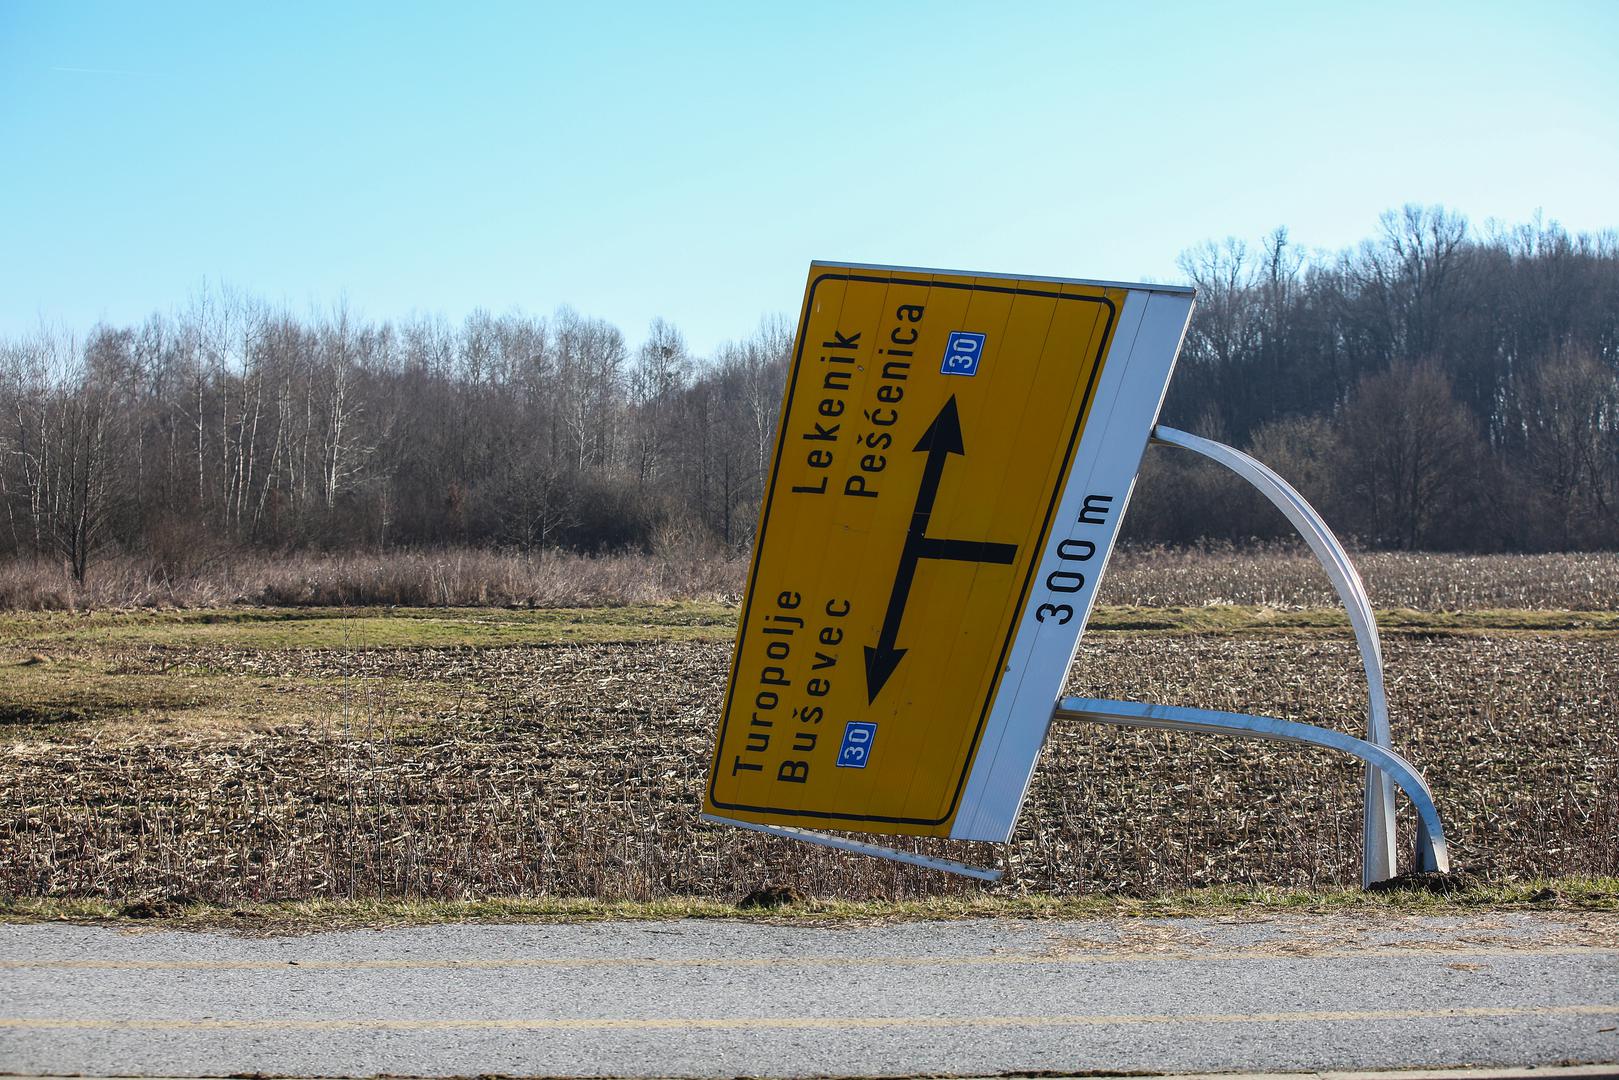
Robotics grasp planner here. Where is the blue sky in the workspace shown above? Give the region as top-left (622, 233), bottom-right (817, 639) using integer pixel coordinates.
top-left (3, 1), bottom-right (1616, 355)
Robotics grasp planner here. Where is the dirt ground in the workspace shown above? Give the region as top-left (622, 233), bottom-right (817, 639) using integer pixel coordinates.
top-left (1, 610), bottom-right (1613, 902)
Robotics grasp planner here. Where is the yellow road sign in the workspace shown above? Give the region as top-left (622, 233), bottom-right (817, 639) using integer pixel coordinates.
top-left (704, 263), bottom-right (1194, 842)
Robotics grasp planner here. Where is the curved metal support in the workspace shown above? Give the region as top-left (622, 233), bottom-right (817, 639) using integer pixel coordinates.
top-left (1150, 425), bottom-right (1399, 885)
top-left (1054, 697), bottom-right (1449, 875)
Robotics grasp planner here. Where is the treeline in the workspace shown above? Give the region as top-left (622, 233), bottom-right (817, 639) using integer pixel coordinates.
top-left (1, 206), bottom-right (1616, 582)
top-left (1143, 206), bottom-right (1618, 551)
top-left (0, 302), bottom-right (789, 580)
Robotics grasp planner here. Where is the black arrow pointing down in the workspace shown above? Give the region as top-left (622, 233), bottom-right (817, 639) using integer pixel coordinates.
top-left (863, 395), bottom-right (1018, 703)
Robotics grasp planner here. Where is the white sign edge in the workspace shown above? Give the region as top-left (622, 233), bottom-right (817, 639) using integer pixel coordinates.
top-left (808, 260), bottom-right (1195, 297)
top-left (949, 288), bottom-right (1196, 843)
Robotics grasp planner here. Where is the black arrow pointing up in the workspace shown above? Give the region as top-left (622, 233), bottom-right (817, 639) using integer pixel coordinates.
top-left (864, 396), bottom-right (1018, 703)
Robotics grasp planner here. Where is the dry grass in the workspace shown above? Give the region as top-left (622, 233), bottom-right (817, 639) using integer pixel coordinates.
top-left (3, 545), bottom-right (1616, 612)
top-left (0, 546), bottom-right (748, 611)
top-left (2, 615), bottom-right (1613, 904)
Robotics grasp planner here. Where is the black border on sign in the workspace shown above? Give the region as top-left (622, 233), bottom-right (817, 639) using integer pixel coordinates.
top-left (706, 272), bottom-right (1118, 827)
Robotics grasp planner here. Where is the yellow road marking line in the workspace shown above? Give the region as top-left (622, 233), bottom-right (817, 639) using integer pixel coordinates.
top-left (3, 1004), bottom-right (1617, 1032)
top-left (3, 945), bottom-right (1614, 972)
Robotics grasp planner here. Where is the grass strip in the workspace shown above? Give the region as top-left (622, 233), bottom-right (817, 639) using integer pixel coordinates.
top-left (3, 877), bottom-right (1613, 933)
top-left (3, 603), bottom-right (1615, 651)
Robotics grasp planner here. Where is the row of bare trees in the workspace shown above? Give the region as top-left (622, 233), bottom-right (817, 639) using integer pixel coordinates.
top-left (0, 292), bottom-right (792, 580)
top-left (1142, 206), bottom-right (1618, 551)
top-left (1, 206), bottom-right (1615, 580)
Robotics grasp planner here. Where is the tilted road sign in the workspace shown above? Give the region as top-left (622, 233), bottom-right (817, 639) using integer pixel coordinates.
top-left (704, 263), bottom-right (1195, 845)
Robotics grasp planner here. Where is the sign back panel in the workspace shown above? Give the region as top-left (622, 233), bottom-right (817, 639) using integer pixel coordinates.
top-left (704, 264), bottom-right (1193, 842)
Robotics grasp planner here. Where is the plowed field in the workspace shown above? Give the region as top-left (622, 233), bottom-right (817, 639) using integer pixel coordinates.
top-left (3, 607), bottom-right (1612, 901)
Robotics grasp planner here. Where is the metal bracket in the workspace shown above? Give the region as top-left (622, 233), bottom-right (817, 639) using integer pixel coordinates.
top-left (1148, 424), bottom-right (1428, 884)
top-left (1052, 697), bottom-right (1449, 875)
top-left (698, 813), bottom-right (1003, 881)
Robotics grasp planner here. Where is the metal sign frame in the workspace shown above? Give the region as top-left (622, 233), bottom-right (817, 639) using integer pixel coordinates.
top-left (702, 266), bottom-right (1449, 887)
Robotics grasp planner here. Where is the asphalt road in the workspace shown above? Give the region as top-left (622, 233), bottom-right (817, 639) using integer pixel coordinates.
top-left (2, 912), bottom-right (1615, 1078)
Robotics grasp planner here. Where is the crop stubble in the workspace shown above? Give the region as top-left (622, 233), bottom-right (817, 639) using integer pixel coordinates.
top-left (1, 630), bottom-right (1613, 901)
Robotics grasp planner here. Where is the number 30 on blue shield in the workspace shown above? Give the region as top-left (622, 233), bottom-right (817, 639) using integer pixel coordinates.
top-left (837, 721), bottom-right (877, 768)
top-left (941, 331), bottom-right (986, 376)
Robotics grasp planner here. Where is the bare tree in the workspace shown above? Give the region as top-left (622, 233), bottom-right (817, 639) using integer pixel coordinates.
top-left (1514, 345), bottom-right (1619, 546)
top-left (1334, 361), bottom-right (1484, 549)
top-left (2, 331), bottom-right (124, 580)
top-left (628, 318), bottom-right (689, 487)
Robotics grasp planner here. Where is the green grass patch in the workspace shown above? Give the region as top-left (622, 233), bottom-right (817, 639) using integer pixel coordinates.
top-left (2, 603), bottom-right (1613, 654)
top-left (0, 601), bottom-right (738, 650)
top-left (3, 876), bottom-right (1612, 933)
top-left (0, 657), bottom-right (220, 730)
top-left (0, 653), bottom-right (483, 737)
